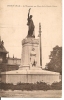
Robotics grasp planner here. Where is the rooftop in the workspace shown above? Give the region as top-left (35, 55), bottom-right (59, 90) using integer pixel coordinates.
top-left (0, 39), bottom-right (8, 54)
top-left (7, 57), bottom-right (21, 60)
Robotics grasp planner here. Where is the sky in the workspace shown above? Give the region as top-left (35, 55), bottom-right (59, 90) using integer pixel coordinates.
top-left (0, 0), bottom-right (62, 68)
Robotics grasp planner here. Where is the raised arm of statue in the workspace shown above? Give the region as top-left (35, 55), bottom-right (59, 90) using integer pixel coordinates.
top-left (28, 8), bottom-right (31, 20)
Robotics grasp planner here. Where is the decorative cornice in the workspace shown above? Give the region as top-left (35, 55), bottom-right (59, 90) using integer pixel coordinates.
top-left (22, 38), bottom-right (39, 45)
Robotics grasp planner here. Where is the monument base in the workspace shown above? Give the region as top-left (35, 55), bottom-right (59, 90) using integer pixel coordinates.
top-left (1, 68), bottom-right (61, 85)
top-left (21, 37), bottom-right (40, 67)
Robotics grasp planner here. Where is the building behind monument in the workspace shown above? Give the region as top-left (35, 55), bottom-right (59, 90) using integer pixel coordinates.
top-left (0, 38), bottom-right (21, 72)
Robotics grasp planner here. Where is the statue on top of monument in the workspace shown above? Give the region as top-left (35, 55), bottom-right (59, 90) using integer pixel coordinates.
top-left (27, 8), bottom-right (35, 38)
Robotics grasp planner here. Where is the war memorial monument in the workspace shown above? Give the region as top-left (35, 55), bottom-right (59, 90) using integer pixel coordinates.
top-left (1, 9), bottom-right (60, 85)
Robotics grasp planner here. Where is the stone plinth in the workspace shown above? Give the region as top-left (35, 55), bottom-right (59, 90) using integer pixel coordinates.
top-left (1, 69), bottom-right (61, 85)
top-left (21, 38), bottom-right (40, 69)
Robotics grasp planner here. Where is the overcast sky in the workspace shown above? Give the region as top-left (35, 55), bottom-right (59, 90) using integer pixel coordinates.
top-left (0, 0), bottom-right (62, 67)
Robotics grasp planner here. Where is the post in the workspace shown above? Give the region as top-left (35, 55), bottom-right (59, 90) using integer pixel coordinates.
top-left (39, 23), bottom-right (42, 66)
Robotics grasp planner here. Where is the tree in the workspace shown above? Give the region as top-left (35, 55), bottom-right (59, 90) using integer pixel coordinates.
top-left (45, 45), bottom-right (62, 74)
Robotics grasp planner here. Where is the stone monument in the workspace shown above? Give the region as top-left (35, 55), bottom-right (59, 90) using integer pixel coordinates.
top-left (1, 9), bottom-right (60, 85)
top-left (20, 8), bottom-right (40, 69)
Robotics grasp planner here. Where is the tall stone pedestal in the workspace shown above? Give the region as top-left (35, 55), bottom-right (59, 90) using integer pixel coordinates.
top-left (1, 38), bottom-right (61, 85)
top-left (21, 38), bottom-right (40, 69)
